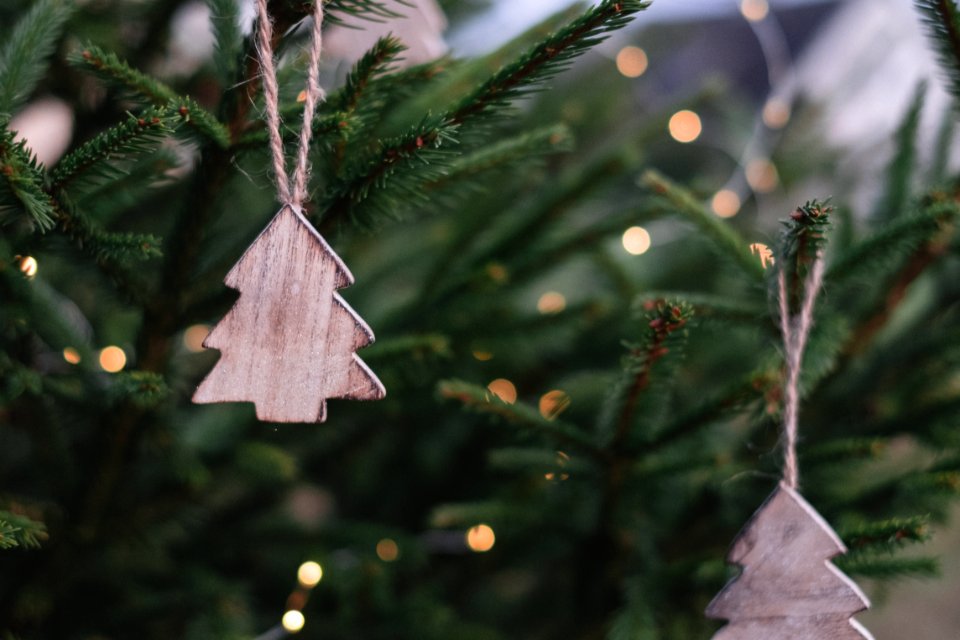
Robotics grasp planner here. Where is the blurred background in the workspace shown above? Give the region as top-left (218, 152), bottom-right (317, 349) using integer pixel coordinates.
top-left (3, 0), bottom-right (960, 638)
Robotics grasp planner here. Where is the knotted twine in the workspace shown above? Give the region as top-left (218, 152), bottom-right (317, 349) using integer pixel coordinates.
top-left (256, 0), bottom-right (325, 207)
top-left (777, 251), bottom-right (825, 489)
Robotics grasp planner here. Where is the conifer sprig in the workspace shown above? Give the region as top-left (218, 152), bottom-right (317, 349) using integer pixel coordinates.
top-left (0, 511), bottom-right (47, 550)
top-left (332, 36), bottom-right (407, 114)
top-left (206, 0), bottom-right (242, 85)
top-left (641, 169), bottom-right (765, 280)
top-left (438, 379), bottom-right (601, 455)
top-left (447, 0), bottom-right (649, 125)
top-left (50, 109), bottom-right (174, 188)
top-left (0, 0), bottom-right (73, 115)
top-left (71, 47), bottom-right (229, 147)
top-left (0, 128), bottom-right (56, 230)
top-left (319, 118), bottom-right (458, 225)
top-left (916, 0), bottom-right (960, 105)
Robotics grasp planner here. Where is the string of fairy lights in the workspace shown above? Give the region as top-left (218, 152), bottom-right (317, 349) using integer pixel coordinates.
top-left (7, 1), bottom-right (797, 635)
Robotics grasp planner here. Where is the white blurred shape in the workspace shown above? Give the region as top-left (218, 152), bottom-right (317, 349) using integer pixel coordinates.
top-left (792, 0), bottom-right (955, 210)
top-left (164, 1), bottom-right (216, 76)
top-left (10, 97), bottom-right (74, 166)
top-left (324, 0), bottom-right (448, 66)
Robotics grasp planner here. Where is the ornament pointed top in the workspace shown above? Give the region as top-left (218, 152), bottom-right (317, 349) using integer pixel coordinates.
top-left (728, 482), bottom-right (847, 564)
top-left (226, 205), bottom-right (355, 290)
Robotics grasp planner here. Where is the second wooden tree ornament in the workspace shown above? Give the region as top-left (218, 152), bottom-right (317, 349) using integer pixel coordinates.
top-left (705, 483), bottom-right (873, 639)
top-left (706, 207), bottom-right (874, 639)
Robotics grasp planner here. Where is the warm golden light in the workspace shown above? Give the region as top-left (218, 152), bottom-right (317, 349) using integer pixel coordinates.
top-left (622, 226), bottom-right (652, 255)
top-left (282, 610), bottom-right (305, 633)
top-left (63, 347), bottom-right (81, 365)
top-left (487, 378), bottom-right (517, 404)
top-left (616, 46), bottom-right (648, 78)
top-left (745, 158), bottom-right (779, 193)
top-left (296, 90), bottom-right (308, 103)
top-left (98, 346), bottom-right (127, 373)
top-left (668, 110), bottom-right (702, 143)
top-left (537, 291), bottom-right (567, 315)
top-left (740, 0), bottom-right (770, 22)
top-left (711, 189), bottom-right (741, 218)
top-left (749, 243), bottom-right (776, 269)
top-left (297, 561), bottom-right (323, 588)
top-left (466, 524), bottom-right (496, 552)
top-left (486, 262), bottom-right (509, 284)
top-left (376, 538), bottom-right (400, 562)
top-left (183, 324), bottom-right (210, 353)
top-left (472, 350), bottom-right (494, 361)
top-left (762, 98), bottom-right (791, 129)
top-left (539, 390), bottom-right (571, 421)
top-left (18, 256), bottom-right (38, 278)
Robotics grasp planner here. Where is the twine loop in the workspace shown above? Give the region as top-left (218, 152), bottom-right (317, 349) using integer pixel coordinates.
top-left (255, 0), bottom-right (325, 207)
top-left (777, 252), bottom-right (825, 489)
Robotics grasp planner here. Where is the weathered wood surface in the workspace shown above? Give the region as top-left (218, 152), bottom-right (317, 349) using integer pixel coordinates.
top-left (706, 483), bottom-right (874, 640)
top-left (193, 204), bottom-right (385, 422)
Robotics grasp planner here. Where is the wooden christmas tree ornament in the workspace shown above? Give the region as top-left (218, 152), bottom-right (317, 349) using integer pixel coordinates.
top-left (193, 0), bottom-right (384, 422)
top-left (705, 483), bottom-right (873, 640)
top-left (193, 205), bottom-right (385, 422)
top-left (706, 249), bottom-right (874, 639)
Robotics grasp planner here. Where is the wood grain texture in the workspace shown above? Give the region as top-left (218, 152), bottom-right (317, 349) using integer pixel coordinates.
top-left (706, 483), bottom-right (874, 640)
top-left (193, 204), bottom-right (385, 422)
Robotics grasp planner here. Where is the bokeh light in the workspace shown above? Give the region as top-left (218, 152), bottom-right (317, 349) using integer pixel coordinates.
top-left (487, 378), bottom-right (517, 404)
top-left (63, 347), bottom-right (81, 365)
top-left (622, 226), bottom-right (652, 255)
top-left (183, 324), bottom-right (210, 352)
top-left (745, 158), bottom-right (779, 193)
top-left (668, 110), bottom-right (702, 143)
top-left (762, 98), bottom-right (791, 129)
top-left (98, 346), bottom-right (127, 373)
top-left (376, 538), bottom-right (400, 562)
top-left (18, 256), bottom-right (38, 279)
top-left (711, 189), bottom-right (742, 218)
top-left (539, 390), bottom-right (571, 421)
top-left (537, 291), bottom-right (567, 315)
top-left (297, 561), bottom-right (323, 588)
top-left (282, 610), bottom-right (305, 633)
top-left (616, 45), bottom-right (648, 78)
top-left (740, 0), bottom-right (769, 22)
top-left (466, 524), bottom-right (496, 552)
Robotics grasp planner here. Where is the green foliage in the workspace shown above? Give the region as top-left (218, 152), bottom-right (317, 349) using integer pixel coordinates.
top-left (2, 1), bottom-right (960, 639)
top-left (0, 0), bottom-right (73, 114)
top-left (50, 109), bottom-right (174, 188)
top-left (0, 127), bottom-right (56, 230)
top-left (0, 512), bottom-right (46, 550)
top-left (448, 0), bottom-right (650, 126)
top-left (916, 0), bottom-right (960, 106)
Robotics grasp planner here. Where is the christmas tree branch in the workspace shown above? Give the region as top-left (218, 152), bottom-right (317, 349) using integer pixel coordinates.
top-left (438, 379), bottom-right (602, 456)
top-left (844, 203), bottom-right (956, 355)
top-left (447, 0), bottom-right (649, 126)
top-left (0, 128), bottom-right (57, 229)
top-left (916, 0), bottom-right (960, 105)
top-left (332, 36), bottom-right (406, 114)
top-left (875, 82), bottom-right (925, 221)
top-left (0, 511), bottom-right (47, 550)
top-left (0, 0), bottom-right (73, 115)
top-left (640, 170), bottom-right (765, 281)
top-left (606, 301), bottom-right (693, 449)
top-left (71, 47), bottom-right (229, 147)
top-left (50, 109), bottom-right (174, 189)
top-left (317, 118), bottom-right (459, 228)
top-left (207, 0), bottom-right (243, 85)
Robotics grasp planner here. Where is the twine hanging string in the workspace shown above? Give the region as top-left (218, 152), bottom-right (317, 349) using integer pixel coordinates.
top-left (777, 253), bottom-right (826, 489)
top-left (255, 0), bottom-right (325, 207)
